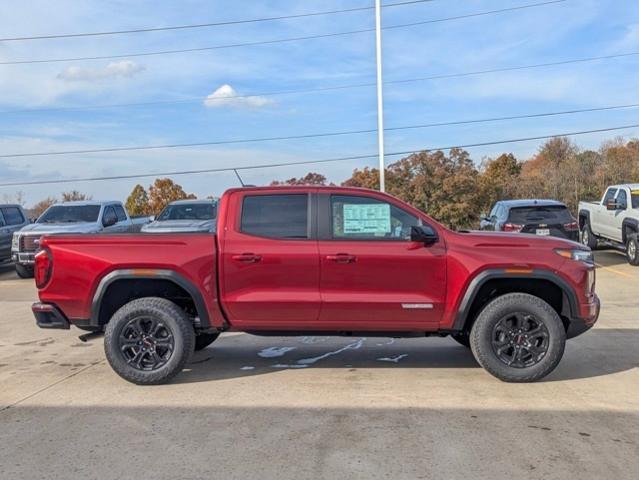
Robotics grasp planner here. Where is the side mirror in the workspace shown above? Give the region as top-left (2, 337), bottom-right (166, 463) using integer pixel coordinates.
top-left (606, 199), bottom-right (621, 211)
top-left (149, 215), bottom-right (155, 222)
top-left (411, 225), bottom-right (438, 245)
top-left (103, 216), bottom-right (117, 227)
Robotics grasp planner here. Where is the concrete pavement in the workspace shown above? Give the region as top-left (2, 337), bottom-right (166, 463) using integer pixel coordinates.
top-left (0, 251), bottom-right (637, 479)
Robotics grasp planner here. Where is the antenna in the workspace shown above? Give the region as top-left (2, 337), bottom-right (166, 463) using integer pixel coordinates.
top-left (233, 169), bottom-right (246, 187)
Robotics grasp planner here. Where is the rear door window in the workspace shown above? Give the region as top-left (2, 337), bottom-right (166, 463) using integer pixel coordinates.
top-left (507, 206), bottom-right (572, 224)
top-left (241, 194), bottom-right (309, 239)
top-left (114, 205), bottom-right (128, 222)
top-left (0, 207), bottom-right (24, 225)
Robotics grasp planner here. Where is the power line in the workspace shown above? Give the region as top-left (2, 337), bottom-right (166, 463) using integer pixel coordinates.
top-left (3, 49), bottom-right (637, 115)
top-left (2, 102), bottom-right (639, 159)
top-left (0, 1), bottom-right (566, 65)
top-left (0, 1), bottom-right (435, 42)
top-left (0, 103), bottom-right (639, 158)
top-left (2, 123), bottom-right (638, 188)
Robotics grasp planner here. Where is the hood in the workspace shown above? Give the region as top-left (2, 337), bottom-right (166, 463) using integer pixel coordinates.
top-left (457, 230), bottom-right (583, 249)
top-left (19, 222), bottom-right (101, 235)
top-left (141, 219), bottom-right (215, 233)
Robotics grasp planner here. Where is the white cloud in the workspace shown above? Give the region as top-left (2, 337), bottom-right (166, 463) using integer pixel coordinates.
top-left (203, 84), bottom-right (274, 109)
top-left (57, 60), bottom-right (145, 82)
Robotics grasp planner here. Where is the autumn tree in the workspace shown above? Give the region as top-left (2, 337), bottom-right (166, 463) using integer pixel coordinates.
top-left (125, 184), bottom-right (150, 216)
top-left (31, 197), bottom-right (57, 219)
top-left (147, 178), bottom-right (196, 214)
top-left (270, 172), bottom-right (329, 186)
top-left (478, 153), bottom-right (520, 214)
top-left (61, 190), bottom-right (92, 202)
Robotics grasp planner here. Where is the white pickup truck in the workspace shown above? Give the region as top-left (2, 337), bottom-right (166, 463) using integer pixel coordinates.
top-left (578, 183), bottom-right (639, 265)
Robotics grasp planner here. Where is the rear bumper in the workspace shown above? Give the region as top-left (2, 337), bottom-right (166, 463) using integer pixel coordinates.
top-left (32, 302), bottom-right (70, 329)
top-left (566, 294), bottom-right (600, 339)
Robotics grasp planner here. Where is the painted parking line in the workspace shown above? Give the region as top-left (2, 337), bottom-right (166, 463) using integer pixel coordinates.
top-left (594, 262), bottom-right (636, 278)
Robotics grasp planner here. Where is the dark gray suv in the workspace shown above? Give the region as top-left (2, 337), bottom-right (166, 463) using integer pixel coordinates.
top-left (0, 205), bottom-right (30, 265)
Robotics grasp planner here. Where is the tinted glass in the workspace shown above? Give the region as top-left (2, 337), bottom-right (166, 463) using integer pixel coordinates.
top-left (617, 190), bottom-right (628, 209)
top-left (158, 203), bottom-right (216, 221)
top-left (603, 188), bottom-right (617, 204)
top-left (103, 207), bottom-right (117, 225)
top-left (114, 205), bottom-right (127, 222)
top-left (507, 206), bottom-right (573, 224)
top-left (631, 189), bottom-right (639, 209)
top-left (241, 195), bottom-right (308, 239)
top-left (38, 205), bottom-right (100, 223)
top-left (331, 195), bottom-right (419, 240)
top-left (1, 207), bottom-right (25, 225)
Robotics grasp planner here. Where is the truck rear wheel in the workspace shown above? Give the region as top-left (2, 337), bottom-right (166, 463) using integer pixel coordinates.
top-left (194, 332), bottom-right (220, 351)
top-left (626, 234), bottom-right (639, 266)
top-left (581, 222), bottom-right (597, 250)
top-left (469, 293), bottom-right (566, 383)
top-left (104, 297), bottom-right (195, 385)
top-left (15, 264), bottom-right (34, 279)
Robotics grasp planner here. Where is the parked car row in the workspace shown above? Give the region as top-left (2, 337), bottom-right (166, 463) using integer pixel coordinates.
top-left (6, 198), bottom-right (217, 278)
top-left (481, 183), bottom-right (639, 265)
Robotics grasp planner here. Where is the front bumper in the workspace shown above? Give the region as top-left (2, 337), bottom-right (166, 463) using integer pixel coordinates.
top-left (32, 303), bottom-right (70, 329)
top-left (12, 252), bottom-right (35, 265)
top-left (566, 294), bottom-right (600, 339)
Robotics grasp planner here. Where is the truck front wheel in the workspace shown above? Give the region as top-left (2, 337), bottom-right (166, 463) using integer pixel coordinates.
top-left (469, 293), bottom-right (566, 383)
top-left (15, 264), bottom-right (34, 279)
top-left (104, 297), bottom-right (195, 385)
top-left (626, 234), bottom-right (639, 266)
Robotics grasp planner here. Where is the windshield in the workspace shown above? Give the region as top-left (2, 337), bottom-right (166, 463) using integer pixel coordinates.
top-left (507, 206), bottom-right (573, 224)
top-left (37, 205), bottom-right (101, 223)
top-left (157, 203), bottom-right (216, 221)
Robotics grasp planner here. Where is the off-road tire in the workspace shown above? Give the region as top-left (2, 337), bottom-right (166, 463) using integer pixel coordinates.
top-left (451, 332), bottom-right (471, 348)
top-left (104, 297), bottom-right (195, 385)
top-left (581, 221), bottom-right (597, 250)
top-left (626, 233), bottom-right (639, 266)
top-left (470, 293), bottom-right (566, 383)
top-left (15, 264), bottom-right (34, 279)
top-left (194, 332), bottom-right (220, 351)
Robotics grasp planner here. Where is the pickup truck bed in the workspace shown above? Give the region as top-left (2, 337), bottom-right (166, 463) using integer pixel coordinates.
top-left (32, 186), bottom-right (600, 384)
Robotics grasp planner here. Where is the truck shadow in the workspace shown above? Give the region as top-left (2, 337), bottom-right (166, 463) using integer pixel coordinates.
top-left (594, 250), bottom-right (632, 268)
top-left (176, 328), bottom-right (639, 385)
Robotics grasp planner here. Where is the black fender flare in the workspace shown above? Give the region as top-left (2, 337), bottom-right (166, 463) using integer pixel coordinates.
top-left (89, 268), bottom-right (210, 328)
top-left (621, 218), bottom-right (639, 244)
top-left (452, 269), bottom-right (579, 332)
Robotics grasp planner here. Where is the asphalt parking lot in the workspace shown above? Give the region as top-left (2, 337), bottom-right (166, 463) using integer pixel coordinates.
top-left (0, 252), bottom-right (638, 480)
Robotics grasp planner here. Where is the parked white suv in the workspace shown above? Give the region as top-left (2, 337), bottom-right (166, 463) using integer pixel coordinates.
top-left (578, 184), bottom-right (639, 265)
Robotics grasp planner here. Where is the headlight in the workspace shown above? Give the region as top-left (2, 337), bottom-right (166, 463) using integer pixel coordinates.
top-left (555, 248), bottom-right (594, 264)
top-left (11, 233), bottom-right (19, 250)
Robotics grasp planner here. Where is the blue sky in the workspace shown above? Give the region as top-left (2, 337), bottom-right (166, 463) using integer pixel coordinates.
top-left (0, 0), bottom-right (638, 206)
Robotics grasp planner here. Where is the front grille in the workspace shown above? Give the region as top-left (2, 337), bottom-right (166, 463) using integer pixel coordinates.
top-left (20, 235), bottom-right (40, 252)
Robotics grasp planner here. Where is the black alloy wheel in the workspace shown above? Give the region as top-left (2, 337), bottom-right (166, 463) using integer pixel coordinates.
top-left (119, 317), bottom-right (175, 371)
top-left (491, 312), bottom-right (549, 368)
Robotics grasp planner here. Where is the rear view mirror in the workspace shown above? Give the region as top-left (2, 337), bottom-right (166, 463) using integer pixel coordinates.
top-left (606, 199), bottom-right (621, 211)
top-left (411, 225), bottom-right (438, 245)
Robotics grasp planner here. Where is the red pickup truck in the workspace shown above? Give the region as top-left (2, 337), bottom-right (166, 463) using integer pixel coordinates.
top-left (32, 186), bottom-right (599, 384)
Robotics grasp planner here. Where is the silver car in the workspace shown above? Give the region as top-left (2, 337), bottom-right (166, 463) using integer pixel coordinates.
top-left (142, 199), bottom-right (217, 233)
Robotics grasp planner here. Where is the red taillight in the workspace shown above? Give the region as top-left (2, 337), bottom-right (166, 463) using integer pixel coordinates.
top-left (34, 249), bottom-right (52, 289)
top-left (564, 221), bottom-right (579, 231)
top-left (503, 223), bottom-right (524, 232)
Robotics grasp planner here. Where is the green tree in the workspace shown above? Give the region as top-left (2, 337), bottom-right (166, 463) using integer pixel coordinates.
top-left (478, 153), bottom-right (521, 213)
top-left (125, 184), bottom-right (150, 216)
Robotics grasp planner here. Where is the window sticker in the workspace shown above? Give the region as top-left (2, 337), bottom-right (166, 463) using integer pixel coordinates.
top-left (343, 203), bottom-right (391, 235)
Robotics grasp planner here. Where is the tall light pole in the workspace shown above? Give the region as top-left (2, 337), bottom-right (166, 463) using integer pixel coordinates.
top-left (375, 0), bottom-right (385, 192)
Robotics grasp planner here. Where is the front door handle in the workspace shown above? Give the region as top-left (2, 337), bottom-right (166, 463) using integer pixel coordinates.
top-left (326, 253), bottom-right (357, 264)
top-left (232, 253), bottom-right (262, 263)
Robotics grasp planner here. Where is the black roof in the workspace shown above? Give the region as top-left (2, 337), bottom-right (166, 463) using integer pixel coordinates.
top-left (498, 199), bottom-right (566, 208)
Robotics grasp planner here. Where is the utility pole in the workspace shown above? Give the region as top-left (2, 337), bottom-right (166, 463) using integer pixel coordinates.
top-left (375, 0), bottom-right (385, 192)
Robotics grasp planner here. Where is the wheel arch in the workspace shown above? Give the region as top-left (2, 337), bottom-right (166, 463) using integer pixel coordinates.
top-left (453, 269), bottom-right (578, 334)
top-left (621, 218), bottom-right (639, 244)
top-left (578, 209), bottom-right (590, 230)
top-left (90, 269), bottom-right (211, 329)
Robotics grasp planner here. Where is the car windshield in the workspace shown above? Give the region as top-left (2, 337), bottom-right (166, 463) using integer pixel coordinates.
top-left (37, 205), bottom-right (101, 223)
top-left (156, 203), bottom-right (216, 221)
top-left (507, 206), bottom-right (573, 224)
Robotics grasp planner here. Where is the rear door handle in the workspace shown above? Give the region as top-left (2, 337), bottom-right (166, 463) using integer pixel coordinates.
top-left (232, 253), bottom-right (262, 263)
top-left (326, 253), bottom-right (356, 263)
